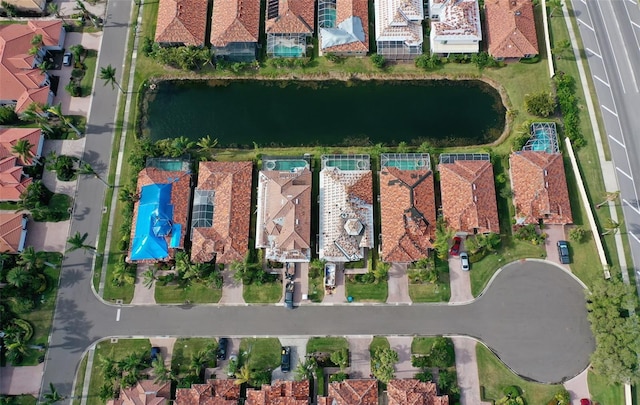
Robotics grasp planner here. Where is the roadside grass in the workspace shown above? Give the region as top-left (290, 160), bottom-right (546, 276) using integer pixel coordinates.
top-left (80, 49), bottom-right (98, 97)
top-left (240, 338), bottom-right (281, 371)
top-left (411, 337), bottom-right (439, 355)
top-left (588, 370), bottom-right (624, 405)
top-left (345, 277), bottom-right (388, 302)
top-left (369, 336), bottom-right (390, 353)
top-left (476, 344), bottom-right (564, 404)
top-left (72, 353), bottom-right (88, 405)
top-left (154, 282), bottom-right (222, 304)
top-left (171, 337), bottom-right (218, 377)
top-left (243, 281), bottom-right (282, 303)
top-left (12, 396), bottom-right (36, 405)
top-left (306, 337), bottom-right (349, 354)
top-left (308, 270), bottom-right (325, 302)
top-left (88, 339), bottom-right (151, 405)
top-left (409, 260), bottom-right (451, 302)
top-left (470, 240), bottom-right (546, 297)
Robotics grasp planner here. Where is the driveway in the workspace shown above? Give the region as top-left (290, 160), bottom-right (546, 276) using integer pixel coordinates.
top-left (347, 336), bottom-right (372, 378)
top-left (451, 337), bottom-right (491, 405)
top-left (563, 367), bottom-right (591, 405)
top-left (25, 220), bottom-right (69, 253)
top-left (544, 224), bottom-right (569, 268)
top-left (272, 337), bottom-right (308, 381)
top-left (322, 264), bottom-right (346, 304)
top-left (148, 338), bottom-right (176, 367)
top-left (0, 364), bottom-right (44, 395)
top-left (387, 336), bottom-right (416, 379)
top-left (387, 263), bottom-right (411, 304)
top-left (449, 255), bottom-right (473, 304)
top-left (219, 264), bottom-right (245, 305)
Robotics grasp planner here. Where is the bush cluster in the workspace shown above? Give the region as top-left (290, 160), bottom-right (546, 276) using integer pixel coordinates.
top-left (555, 72), bottom-right (585, 147)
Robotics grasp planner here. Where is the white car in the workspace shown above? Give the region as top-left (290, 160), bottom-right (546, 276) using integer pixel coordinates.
top-left (460, 252), bottom-right (470, 271)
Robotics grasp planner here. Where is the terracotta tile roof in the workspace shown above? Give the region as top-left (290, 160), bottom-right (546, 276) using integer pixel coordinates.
top-left (0, 156), bottom-right (32, 201)
top-left (387, 379), bottom-right (449, 405)
top-left (0, 213), bottom-right (27, 253)
top-left (265, 0), bottom-right (314, 34)
top-left (246, 380), bottom-right (310, 405)
top-left (211, 0), bottom-right (260, 46)
top-left (155, 0), bottom-right (208, 46)
top-left (175, 379), bottom-right (240, 405)
top-left (430, 0), bottom-right (481, 39)
top-left (319, 0), bottom-right (369, 54)
top-left (0, 127), bottom-right (43, 165)
top-left (322, 379), bottom-right (378, 405)
top-left (105, 380), bottom-right (170, 405)
top-left (191, 161), bottom-right (253, 264)
top-left (0, 20), bottom-right (62, 113)
top-left (374, 0), bottom-right (423, 46)
top-left (485, 0), bottom-right (538, 59)
top-left (255, 168), bottom-right (312, 262)
top-left (380, 167), bottom-right (436, 262)
top-left (439, 159), bottom-right (500, 234)
top-left (509, 151), bottom-right (572, 225)
top-left (319, 167), bottom-right (374, 262)
top-left (128, 167), bottom-right (192, 263)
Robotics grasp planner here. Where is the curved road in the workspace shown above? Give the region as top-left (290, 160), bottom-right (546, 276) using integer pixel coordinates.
top-left (39, 0), bottom-right (593, 395)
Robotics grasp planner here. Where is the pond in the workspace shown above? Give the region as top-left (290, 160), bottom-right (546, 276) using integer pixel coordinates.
top-left (142, 79), bottom-right (506, 148)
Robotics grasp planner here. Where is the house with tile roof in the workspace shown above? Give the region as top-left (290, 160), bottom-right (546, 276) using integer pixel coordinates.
top-left (484, 0), bottom-right (538, 61)
top-left (374, 0), bottom-right (423, 60)
top-left (155, 0), bottom-right (208, 46)
top-left (429, 0), bottom-right (482, 55)
top-left (0, 213), bottom-right (27, 253)
top-left (318, 0), bottom-right (369, 56)
top-left (317, 379), bottom-right (378, 405)
top-left (256, 159), bottom-right (312, 262)
top-left (387, 379), bottom-right (449, 405)
top-left (319, 155), bottom-right (374, 262)
top-left (175, 379), bottom-right (240, 405)
top-left (246, 380), bottom-right (310, 405)
top-left (2, 0), bottom-right (46, 13)
top-left (379, 154), bottom-right (436, 263)
top-left (438, 153), bottom-right (500, 234)
top-left (0, 156), bottom-right (32, 202)
top-left (0, 128), bottom-right (44, 165)
top-left (211, 0), bottom-right (260, 61)
top-left (191, 161), bottom-right (253, 264)
top-left (106, 380), bottom-right (171, 405)
top-left (265, 0), bottom-right (314, 57)
top-left (0, 20), bottom-right (64, 114)
top-left (128, 165), bottom-right (192, 263)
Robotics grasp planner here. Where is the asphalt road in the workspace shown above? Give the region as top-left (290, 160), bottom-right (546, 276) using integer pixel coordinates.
top-left (570, 0), bottom-right (640, 293)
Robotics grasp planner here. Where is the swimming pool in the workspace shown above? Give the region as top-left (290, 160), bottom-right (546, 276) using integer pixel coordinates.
top-left (263, 159), bottom-right (308, 171)
top-left (273, 45), bottom-right (304, 58)
top-left (324, 158), bottom-right (368, 170)
top-left (147, 158), bottom-right (189, 171)
top-left (383, 158), bottom-right (429, 170)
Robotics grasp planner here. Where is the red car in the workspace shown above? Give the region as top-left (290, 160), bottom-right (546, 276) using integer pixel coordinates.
top-left (580, 400), bottom-right (591, 405)
top-left (449, 237), bottom-right (462, 256)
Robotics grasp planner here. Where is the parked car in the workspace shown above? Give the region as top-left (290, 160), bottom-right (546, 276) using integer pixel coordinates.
top-left (460, 252), bottom-right (470, 271)
top-left (63, 52), bottom-right (72, 66)
top-left (557, 240), bottom-right (570, 264)
top-left (580, 399), bottom-right (591, 405)
top-left (217, 337), bottom-right (228, 360)
top-left (284, 281), bottom-right (294, 309)
top-left (150, 346), bottom-right (161, 362)
top-left (280, 346), bottom-right (291, 372)
top-left (449, 236), bottom-right (462, 256)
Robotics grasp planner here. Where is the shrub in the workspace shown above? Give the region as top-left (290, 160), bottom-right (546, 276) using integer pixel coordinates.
top-left (140, 37), bottom-right (153, 56)
top-left (415, 54), bottom-right (442, 70)
top-left (12, 318), bottom-right (34, 341)
top-left (524, 92), bottom-right (556, 117)
top-left (502, 385), bottom-right (521, 398)
top-left (428, 337), bottom-right (455, 368)
top-left (569, 226), bottom-right (586, 243)
top-left (325, 53), bottom-right (344, 64)
top-left (555, 72), bottom-right (585, 147)
top-left (411, 355), bottom-right (430, 369)
top-left (437, 369), bottom-right (459, 395)
top-left (519, 55), bottom-right (540, 64)
top-left (329, 372), bottom-right (348, 382)
top-left (370, 53), bottom-right (385, 69)
top-left (0, 105), bottom-right (19, 125)
top-left (65, 82), bottom-right (81, 97)
top-left (513, 224), bottom-right (546, 245)
top-left (471, 51), bottom-right (498, 69)
top-left (414, 370), bottom-right (433, 382)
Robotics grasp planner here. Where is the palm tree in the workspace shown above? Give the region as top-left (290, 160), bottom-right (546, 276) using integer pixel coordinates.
top-left (142, 268), bottom-right (156, 288)
top-left (547, 0), bottom-right (563, 17)
top-left (119, 352), bottom-right (144, 374)
top-left (47, 2), bottom-right (67, 24)
top-left (196, 135), bottom-right (218, 159)
top-left (78, 162), bottom-right (111, 187)
top-left (6, 267), bottom-right (32, 288)
top-left (98, 354), bottom-right (121, 380)
top-left (601, 218), bottom-right (622, 236)
top-left (11, 139), bottom-right (34, 164)
top-left (552, 39), bottom-right (572, 60)
top-left (152, 356), bottom-right (174, 383)
top-left (294, 357), bottom-right (317, 381)
top-left (189, 350), bottom-right (207, 376)
top-left (75, 0), bottom-right (98, 28)
top-left (17, 246), bottom-right (43, 271)
top-left (100, 65), bottom-right (123, 93)
top-left (170, 136), bottom-right (195, 157)
top-left (596, 191), bottom-right (620, 209)
top-left (97, 382), bottom-right (114, 402)
top-left (46, 103), bottom-right (82, 137)
top-left (66, 232), bottom-right (97, 254)
top-left (69, 44), bottom-right (85, 63)
top-left (231, 253), bottom-right (261, 282)
top-left (112, 261), bottom-right (135, 286)
top-left (43, 383), bottom-right (65, 405)
top-left (234, 365), bottom-right (252, 385)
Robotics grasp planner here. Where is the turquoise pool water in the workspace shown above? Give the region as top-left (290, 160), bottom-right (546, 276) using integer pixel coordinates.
top-left (273, 45), bottom-right (304, 57)
top-left (532, 129), bottom-right (554, 152)
top-left (148, 159), bottom-right (186, 171)
top-left (264, 160), bottom-right (308, 171)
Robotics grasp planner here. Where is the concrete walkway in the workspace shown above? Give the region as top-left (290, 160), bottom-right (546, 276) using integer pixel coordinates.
top-left (346, 336), bottom-right (372, 379)
top-left (218, 264), bottom-right (245, 305)
top-left (387, 263), bottom-right (411, 304)
top-left (451, 337), bottom-right (491, 405)
top-left (131, 263), bottom-right (156, 305)
top-left (563, 366), bottom-right (591, 405)
top-left (0, 364), bottom-right (44, 395)
top-left (387, 336), bottom-right (416, 379)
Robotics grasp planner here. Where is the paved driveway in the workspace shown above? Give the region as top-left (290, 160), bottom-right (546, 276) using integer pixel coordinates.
top-left (387, 263), bottom-right (411, 304)
top-left (347, 337), bottom-right (372, 378)
top-left (545, 224), bottom-right (569, 268)
top-left (387, 336), bottom-right (416, 379)
top-left (0, 364), bottom-right (44, 395)
top-left (452, 337), bottom-right (491, 405)
top-left (25, 220), bottom-right (69, 253)
top-left (272, 337), bottom-right (308, 381)
top-left (449, 255), bottom-right (473, 303)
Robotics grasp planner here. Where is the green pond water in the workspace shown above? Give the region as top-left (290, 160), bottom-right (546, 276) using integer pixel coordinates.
top-left (143, 79), bottom-right (506, 147)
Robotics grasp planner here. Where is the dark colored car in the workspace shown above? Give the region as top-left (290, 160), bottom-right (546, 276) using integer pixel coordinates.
top-left (217, 337), bottom-right (228, 360)
top-left (460, 252), bottom-right (470, 271)
top-left (284, 281), bottom-right (294, 309)
top-left (63, 52), bottom-right (72, 66)
top-left (557, 240), bottom-right (570, 264)
top-left (280, 346), bottom-right (291, 372)
top-left (449, 236), bottom-right (462, 256)
top-left (150, 346), bottom-right (161, 361)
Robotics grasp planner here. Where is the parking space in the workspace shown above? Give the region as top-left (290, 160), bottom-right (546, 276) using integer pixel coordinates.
top-left (387, 263), bottom-right (411, 304)
top-left (346, 336), bottom-right (372, 379)
top-left (272, 337), bottom-right (308, 381)
top-left (544, 224), bottom-right (569, 268)
top-left (449, 238), bottom-right (473, 303)
top-left (209, 337), bottom-right (241, 380)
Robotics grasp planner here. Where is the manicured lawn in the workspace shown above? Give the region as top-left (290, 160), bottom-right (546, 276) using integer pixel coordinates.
top-left (154, 282), bottom-right (222, 304)
top-left (102, 252), bottom-right (134, 304)
top-left (308, 270), bottom-right (325, 303)
top-left (171, 338), bottom-right (218, 377)
top-left (369, 336), bottom-right (390, 353)
top-left (72, 353), bottom-right (88, 405)
top-left (80, 49), bottom-right (98, 97)
top-left (345, 278), bottom-right (388, 302)
top-left (470, 239), bottom-right (546, 297)
top-left (409, 261), bottom-right (451, 302)
top-left (411, 337), bottom-right (440, 355)
top-left (240, 338), bottom-right (282, 371)
top-left (243, 281), bottom-right (282, 303)
top-left (88, 339), bottom-right (151, 405)
top-left (476, 344), bottom-right (564, 404)
top-left (588, 370), bottom-right (624, 405)
top-left (13, 396), bottom-right (36, 405)
top-left (306, 337), bottom-right (349, 354)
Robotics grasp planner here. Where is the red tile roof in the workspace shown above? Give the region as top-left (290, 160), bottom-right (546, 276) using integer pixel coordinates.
top-left (175, 379), bottom-right (240, 405)
top-left (106, 380), bottom-right (171, 405)
top-left (380, 167), bottom-right (436, 262)
top-left (509, 151), bottom-right (572, 225)
top-left (0, 156), bottom-right (32, 201)
top-left (0, 127), bottom-right (43, 165)
top-left (320, 0), bottom-right (369, 54)
top-left (0, 20), bottom-right (61, 113)
top-left (155, 0), bottom-right (208, 46)
top-left (485, 0), bottom-right (539, 59)
top-left (246, 380), bottom-right (310, 405)
top-left (211, 0), bottom-right (260, 47)
top-left (0, 213), bottom-right (27, 253)
top-left (322, 379), bottom-right (378, 405)
top-left (439, 159), bottom-right (500, 234)
top-left (266, 0), bottom-right (314, 34)
top-left (387, 379), bottom-right (449, 405)
top-left (128, 167), bottom-right (192, 262)
top-left (191, 161), bottom-right (253, 264)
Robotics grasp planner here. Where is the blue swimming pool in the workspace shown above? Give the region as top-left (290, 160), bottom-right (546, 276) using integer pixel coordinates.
top-left (273, 45), bottom-right (304, 58)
